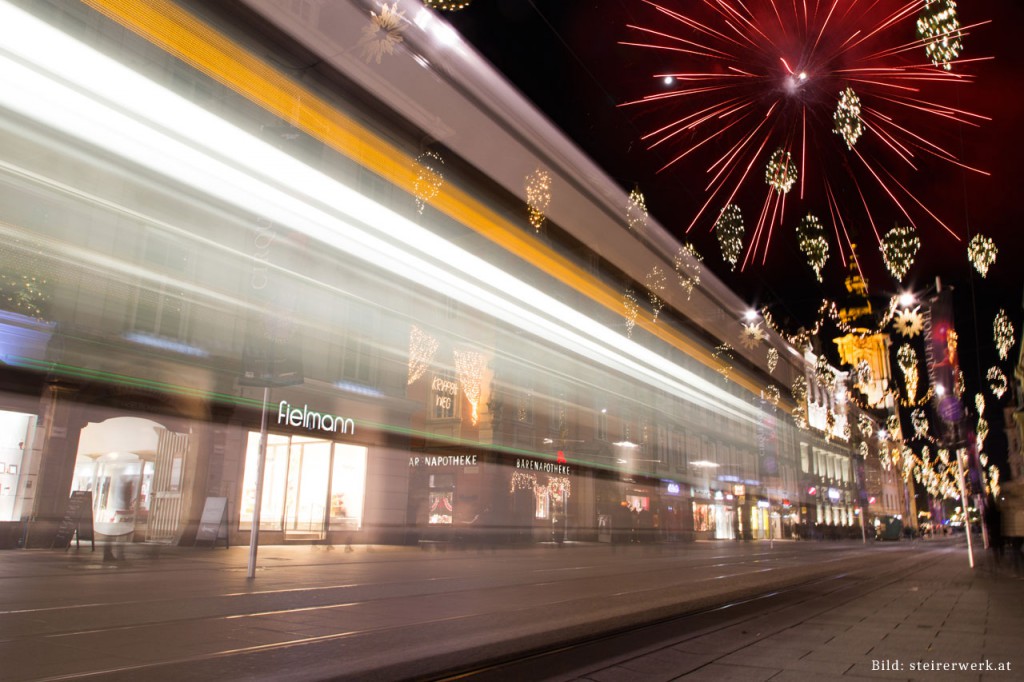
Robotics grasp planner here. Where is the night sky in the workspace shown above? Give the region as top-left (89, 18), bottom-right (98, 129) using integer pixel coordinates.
top-left (446, 0), bottom-right (1023, 468)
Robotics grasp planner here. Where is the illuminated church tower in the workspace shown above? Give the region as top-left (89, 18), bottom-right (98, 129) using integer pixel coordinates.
top-left (832, 246), bottom-right (893, 409)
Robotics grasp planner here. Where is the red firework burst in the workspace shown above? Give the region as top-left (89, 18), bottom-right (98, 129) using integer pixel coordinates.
top-left (620, 0), bottom-right (991, 275)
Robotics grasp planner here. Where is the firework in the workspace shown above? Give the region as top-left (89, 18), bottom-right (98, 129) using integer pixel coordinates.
top-left (796, 214), bottom-right (828, 281)
top-left (880, 225), bottom-right (920, 281)
top-left (714, 204), bottom-right (744, 269)
top-left (621, 1), bottom-right (989, 269)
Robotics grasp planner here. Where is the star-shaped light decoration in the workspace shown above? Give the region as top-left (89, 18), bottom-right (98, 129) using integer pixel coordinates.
top-left (987, 366), bottom-right (1008, 398)
top-left (893, 307), bottom-right (924, 338)
top-left (967, 234), bottom-right (997, 278)
top-left (739, 322), bottom-right (766, 349)
top-left (994, 309), bottom-right (1015, 360)
top-left (674, 243), bottom-right (702, 300)
top-left (358, 2), bottom-right (406, 64)
top-left (766, 347), bottom-right (779, 374)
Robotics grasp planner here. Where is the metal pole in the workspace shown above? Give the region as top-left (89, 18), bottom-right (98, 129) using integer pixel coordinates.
top-left (247, 386), bottom-right (270, 579)
top-left (955, 449), bottom-right (974, 569)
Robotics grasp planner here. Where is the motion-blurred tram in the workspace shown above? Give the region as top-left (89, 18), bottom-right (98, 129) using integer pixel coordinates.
top-left (0, 0), bottom-right (895, 551)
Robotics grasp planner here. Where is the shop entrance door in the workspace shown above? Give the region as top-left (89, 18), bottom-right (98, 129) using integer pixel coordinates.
top-left (283, 437), bottom-right (330, 540)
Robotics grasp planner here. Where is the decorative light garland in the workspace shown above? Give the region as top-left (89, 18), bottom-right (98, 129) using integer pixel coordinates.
top-left (453, 349), bottom-right (486, 425)
top-left (796, 214), bottom-right (829, 282)
top-left (766, 347), bottom-right (779, 374)
top-left (916, 0), bottom-right (963, 71)
top-left (524, 169), bottom-right (551, 232)
top-left (623, 287), bottom-right (639, 338)
top-left (765, 148), bottom-right (797, 194)
top-left (975, 392), bottom-right (985, 416)
top-left (833, 86), bottom-right (864, 149)
top-left (646, 266), bottom-right (667, 323)
top-left (413, 150), bottom-right (445, 214)
top-left (627, 187), bottom-right (648, 233)
top-left (763, 384), bottom-right (780, 407)
top-left (407, 325), bottom-right (439, 385)
top-left (358, 2), bottom-right (406, 65)
top-left (424, 0), bottom-right (473, 10)
top-left (714, 204), bottom-right (744, 270)
top-left (911, 408), bottom-right (930, 440)
top-left (967, 234), bottom-right (997, 277)
top-left (713, 343), bottom-right (735, 381)
top-left (674, 243), bottom-right (702, 300)
top-left (814, 354), bottom-right (836, 392)
top-left (987, 366), bottom-right (1008, 398)
top-left (880, 225), bottom-right (920, 282)
top-left (994, 309), bottom-right (1015, 360)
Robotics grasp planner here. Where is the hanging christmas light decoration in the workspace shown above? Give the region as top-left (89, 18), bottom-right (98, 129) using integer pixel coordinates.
top-left (897, 344), bottom-right (919, 401)
top-left (524, 169), bottom-right (551, 232)
top-left (623, 287), bottom-right (639, 338)
top-left (833, 87), bottom-right (864, 149)
top-left (407, 325), bottom-right (439, 385)
top-left (975, 392), bottom-right (985, 416)
top-left (855, 360), bottom-right (873, 386)
top-left (859, 442), bottom-right (869, 459)
top-left (911, 409), bottom-right (930, 439)
top-left (858, 414), bottom-right (874, 439)
top-left (739, 322), bottom-right (766, 349)
top-left (994, 309), bottom-right (1015, 360)
top-left (454, 349), bottom-right (486, 425)
top-left (646, 266), bottom-right (667, 322)
top-left (510, 471), bottom-right (537, 492)
top-left (766, 348), bottom-right (779, 374)
top-left (765, 148), bottom-right (797, 194)
top-left (796, 214), bottom-right (829, 281)
top-left (673, 243), bottom-right (702, 300)
top-left (413, 150), bottom-right (445, 214)
top-left (0, 271), bottom-right (50, 319)
top-left (713, 343), bottom-right (735, 381)
top-left (954, 368), bottom-right (965, 398)
top-left (988, 465), bottom-right (1000, 497)
top-left (893, 307), bottom-right (924, 338)
top-left (879, 225), bottom-right (920, 281)
top-left (967, 234), bottom-right (997, 277)
top-left (424, 0), bottom-right (472, 10)
top-left (763, 384), bottom-right (780, 408)
top-left (358, 2), bottom-right (406, 64)
top-left (714, 204), bottom-right (744, 270)
top-left (887, 414), bottom-right (901, 439)
top-left (814, 354), bottom-right (836, 392)
top-left (977, 417), bottom-right (989, 451)
top-left (916, 0), bottom-right (963, 71)
top-left (547, 476), bottom-right (572, 499)
top-left (626, 187), bottom-right (648, 233)
top-left (988, 366), bottom-right (1008, 398)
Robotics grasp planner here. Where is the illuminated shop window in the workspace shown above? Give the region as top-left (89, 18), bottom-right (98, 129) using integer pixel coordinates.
top-left (428, 474), bottom-right (454, 525)
top-left (430, 371), bottom-right (459, 420)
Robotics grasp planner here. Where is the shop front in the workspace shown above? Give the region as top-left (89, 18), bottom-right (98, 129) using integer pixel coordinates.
top-left (509, 456), bottom-right (574, 543)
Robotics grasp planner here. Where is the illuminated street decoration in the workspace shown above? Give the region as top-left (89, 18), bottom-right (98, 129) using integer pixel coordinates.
top-left (911, 409), bottom-right (929, 440)
top-left (858, 414), bottom-right (874, 439)
top-left (897, 343), bottom-right (919, 402)
top-left (791, 375), bottom-right (809, 430)
top-left (765, 148), bottom-right (797, 195)
top-left (739, 322), bottom-right (766, 349)
top-left (833, 87), bottom-right (863, 149)
top-left (407, 325), bottom-right (439, 385)
top-left (975, 392), bottom-right (985, 416)
top-left (413, 150), bottom-right (445, 214)
top-left (623, 287), bottom-right (639, 338)
top-left (358, 2), bottom-right (406, 64)
top-left (987, 367), bottom-right (1008, 398)
top-left (626, 187), bottom-right (647, 233)
top-left (674, 243), bottom-right (702, 300)
top-left (814, 354), bottom-right (836, 392)
top-left (646, 265), bottom-right (667, 322)
top-left (763, 384), bottom-right (780, 407)
top-left (525, 168), bottom-right (551, 232)
top-left (454, 349), bottom-right (486, 425)
top-left (967, 234), bottom-right (997, 277)
top-left (424, 0), bottom-right (473, 10)
top-left (893, 307), bottom-right (924, 338)
top-left (714, 204), bottom-right (744, 270)
top-left (713, 343), bottom-right (735, 381)
top-left (994, 309), bottom-right (1015, 360)
top-left (766, 347), bottom-right (779, 374)
top-left (880, 226), bottom-right (920, 281)
top-left (977, 417), bottom-right (989, 451)
top-left (916, 0), bottom-right (963, 71)
top-left (796, 213), bottom-right (828, 281)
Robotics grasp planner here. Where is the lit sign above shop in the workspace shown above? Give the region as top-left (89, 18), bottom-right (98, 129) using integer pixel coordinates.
top-left (515, 458), bottom-right (571, 475)
top-left (277, 401), bottom-right (354, 434)
top-left (409, 455), bottom-right (477, 467)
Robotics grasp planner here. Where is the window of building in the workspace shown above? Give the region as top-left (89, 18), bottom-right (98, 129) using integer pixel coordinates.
top-left (430, 370), bottom-right (459, 420)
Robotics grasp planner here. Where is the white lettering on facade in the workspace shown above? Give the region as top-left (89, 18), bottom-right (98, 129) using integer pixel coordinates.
top-left (431, 377), bottom-right (459, 395)
top-left (277, 401), bottom-right (355, 434)
top-left (514, 458), bottom-right (571, 475)
top-left (409, 455), bottom-right (478, 467)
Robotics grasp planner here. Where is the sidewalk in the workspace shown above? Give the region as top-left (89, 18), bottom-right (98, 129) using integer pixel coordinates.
top-left (564, 546), bottom-right (1024, 681)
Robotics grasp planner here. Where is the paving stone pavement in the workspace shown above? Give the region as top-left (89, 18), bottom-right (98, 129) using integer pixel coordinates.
top-left (565, 546), bottom-right (1024, 681)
